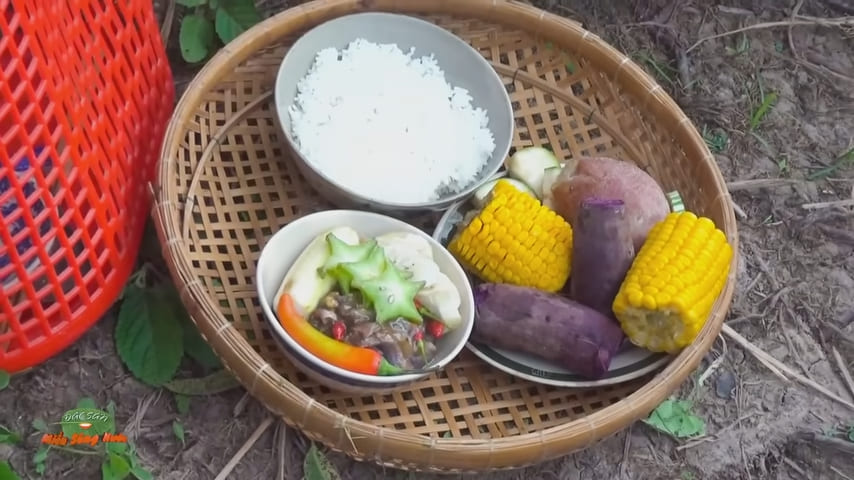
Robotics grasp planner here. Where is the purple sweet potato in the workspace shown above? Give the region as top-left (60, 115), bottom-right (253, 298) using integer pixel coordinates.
top-left (472, 283), bottom-right (626, 379)
top-left (550, 156), bottom-right (670, 251)
top-left (568, 198), bottom-right (636, 318)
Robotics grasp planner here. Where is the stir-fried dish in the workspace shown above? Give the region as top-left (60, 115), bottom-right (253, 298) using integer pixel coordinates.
top-left (273, 227), bottom-right (462, 376)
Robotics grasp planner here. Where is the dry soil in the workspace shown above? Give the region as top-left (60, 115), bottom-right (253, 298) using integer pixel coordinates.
top-left (1, 1), bottom-right (853, 479)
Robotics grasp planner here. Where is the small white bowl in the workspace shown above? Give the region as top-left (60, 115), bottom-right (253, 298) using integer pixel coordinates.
top-left (256, 210), bottom-right (475, 393)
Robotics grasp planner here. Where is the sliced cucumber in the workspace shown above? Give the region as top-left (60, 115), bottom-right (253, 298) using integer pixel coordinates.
top-left (506, 147), bottom-right (561, 197)
top-left (471, 178), bottom-right (536, 208)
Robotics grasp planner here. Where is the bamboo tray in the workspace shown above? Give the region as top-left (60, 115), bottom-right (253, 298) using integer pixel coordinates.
top-left (152, 0), bottom-right (739, 473)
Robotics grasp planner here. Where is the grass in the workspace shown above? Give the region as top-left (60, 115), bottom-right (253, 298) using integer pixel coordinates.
top-left (807, 147), bottom-right (854, 181)
top-left (632, 50), bottom-right (678, 87)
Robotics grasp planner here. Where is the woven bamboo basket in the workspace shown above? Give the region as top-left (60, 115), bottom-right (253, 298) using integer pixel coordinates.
top-left (152, 0), bottom-right (739, 472)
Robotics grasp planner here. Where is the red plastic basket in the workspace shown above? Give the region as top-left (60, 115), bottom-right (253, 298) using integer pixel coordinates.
top-left (0, 0), bottom-right (174, 372)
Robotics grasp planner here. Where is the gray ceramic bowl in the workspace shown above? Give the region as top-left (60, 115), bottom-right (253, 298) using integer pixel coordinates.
top-left (256, 209), bottom-right (475, 394)
top-left (273, 12), bottom-right (514, 214)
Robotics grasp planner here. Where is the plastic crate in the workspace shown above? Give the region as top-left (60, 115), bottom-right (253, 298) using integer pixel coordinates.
top-left (0, 0), bottom-right (174, 372)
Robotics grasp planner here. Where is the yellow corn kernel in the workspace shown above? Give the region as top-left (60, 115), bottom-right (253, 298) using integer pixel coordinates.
top-left (448, 180), bottom-right (573, 292)
top-left (612, 211), bottom-right (733, 353)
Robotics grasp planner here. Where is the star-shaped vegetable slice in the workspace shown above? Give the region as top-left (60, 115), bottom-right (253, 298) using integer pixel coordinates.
top-left (335, 244), bottom-right (388, 292)
top-left (322, 234), bottom-right (376, 292)
top-left (353, 263), bottom-right (425, 325)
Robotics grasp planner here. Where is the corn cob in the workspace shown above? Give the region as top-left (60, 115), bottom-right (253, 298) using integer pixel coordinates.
top-left (612, 211), bottom-right (733, 353)
top-left (448, 179), bottom-right (573, 292)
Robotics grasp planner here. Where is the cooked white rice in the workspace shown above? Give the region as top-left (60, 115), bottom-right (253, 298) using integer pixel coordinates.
top-left (288, 39), bottom-right (496, 204)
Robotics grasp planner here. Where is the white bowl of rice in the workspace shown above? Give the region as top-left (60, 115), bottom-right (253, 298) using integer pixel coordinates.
top-left (273, 12), bottom-right (514, 213)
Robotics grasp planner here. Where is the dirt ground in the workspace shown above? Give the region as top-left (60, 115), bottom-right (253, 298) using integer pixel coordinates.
top-left (2, 0), bottom-right (854, 479)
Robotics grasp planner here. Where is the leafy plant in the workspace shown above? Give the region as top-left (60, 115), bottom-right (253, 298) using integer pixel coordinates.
top-left (0, 369), bottom-right (9, 390)
top-left (31, 398), bottom-right (152, 480)
top-left (116, 282), bottom-right (185, 387)
top-left (702, 125), bottom-right (729, 154)
top-left (0, 461), bottom-right (20, 480)
top-left (0, 425), bottom-right (20, 445)
top-left (115, 263), bottom-right (225, 389)
top-left (644, 398), bottom-right (706, 439)
top-left (178, 0), bottom-right (262, 63)
top-left (303, 443), bottom-right (341, 480)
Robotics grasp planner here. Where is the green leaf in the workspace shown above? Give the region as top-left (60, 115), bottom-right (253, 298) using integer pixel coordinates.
top-left (0, 461), bottom-right (20, 480)
top-left (179, 14), bottom-right (216, 63)
top-left (102, 452), bottom-right (131, 480)
top-left (176, 0), bottom-right (208, 6)
top-left (175, 395), bottom-right (191, 415)
top-left (179, 315), bottom-right (221, 370)
top-left (644, 398), bottom-right (706, 439)
top-left (214, 0), bottom-right (261, 44)
top-left (0, 370), bottom-right (9, 390)
top-left (677, 415), bottom-right (706, 438)
top-left (77, 397), bottom-right (97, 409)
top-left (130, 467), bottom-right (153, 480)
top-left (848, 426), bottom-right (854, 442)
top-left (662, 414), bottom-right (684, 434)
top-left (32, 445), bottom-right (49, 475)
top-left (106, 441), bottom-right (128, 455)
top-left (656, 400), bottom-right (675, 419)
top-left (172, 421), bottom-right (185, 445)
top-left (31, 418), bottom-right (48, 433)
top-left (115, 284), bottom-right (185, 387)
top-left (162, 369), bottom-right (240, 396)
top-left (303, 443), bottom-right (341, 480)
top-left (0, 426), bottom-right (21, 444)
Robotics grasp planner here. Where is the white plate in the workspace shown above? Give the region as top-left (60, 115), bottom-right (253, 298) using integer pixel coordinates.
top-left (432, 184), bottom-right (672, 388)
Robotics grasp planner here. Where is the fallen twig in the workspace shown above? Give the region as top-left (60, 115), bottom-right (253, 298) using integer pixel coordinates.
top-left (619, 425), bottom-right (631, 479)
top-left (832, 466), bottom-right (854, 480)
top-left (160, 0), bottom-right (176, 46)
top-left (832, 347), bottom-right (854, 401)
top-left (275, 421), bottom-right (289, 480)
top-left (798, 432), bottom-right (854, 455)
top-left (125, 391), bottom-right (162, 441)
top-left (675, 413), bottom-right (752, 451)
top-left (687, 15), bottom-right (854, 53)
top-left (801, 198), bottom-right (854, 210)
top-left (233, 392), bottom-right (251, 417)
top-left (721, 324), bottom-right (854, 412)
top-left (732, 200), bottom-right (748, 220)
top-left (781, 457), bottom-right (808, 478)
top-left (698, 335), bottom-right (727, 387)
top-left (727, 178), bottom-right (802, 192)
top-left (215, 416), bottom-right (275, 480)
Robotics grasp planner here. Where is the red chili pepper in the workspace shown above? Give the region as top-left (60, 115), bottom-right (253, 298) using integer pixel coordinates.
top-left (276, 293), bottom-right (404, 376)
top-left (331, 321), bottom-right (346, 341)
top-left (426, 319), bottom-right (445, 339)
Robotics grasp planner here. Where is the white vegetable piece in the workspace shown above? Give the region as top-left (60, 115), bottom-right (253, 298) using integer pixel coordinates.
top-left (506, 146), bottom-right (560, 197)
top-left (375, 232), bottom-right (463, 330)
top-left (471, 178), bottom-right (536, 208)
top-left (273, 226), bottom-right (360, 315)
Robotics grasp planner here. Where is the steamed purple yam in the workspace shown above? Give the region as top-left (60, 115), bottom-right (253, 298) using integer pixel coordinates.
top-left (568, 197), bottom-right (636, 319)
top-left (472, 283), bottom-right (626, 379)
